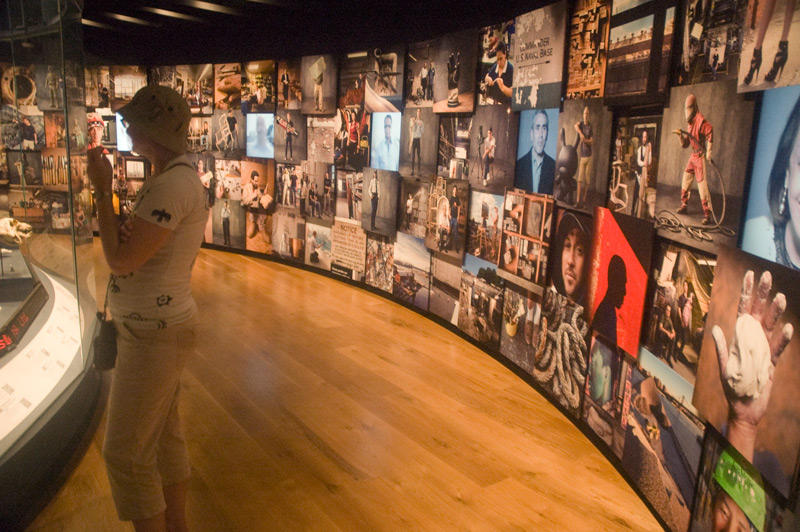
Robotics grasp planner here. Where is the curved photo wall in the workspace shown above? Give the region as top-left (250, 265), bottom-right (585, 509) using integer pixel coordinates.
top-left (73, 1), bottom-right (800, 530)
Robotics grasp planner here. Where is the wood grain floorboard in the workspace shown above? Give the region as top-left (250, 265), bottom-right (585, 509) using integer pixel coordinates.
top-left (26, 246), bottom-right (663, 532)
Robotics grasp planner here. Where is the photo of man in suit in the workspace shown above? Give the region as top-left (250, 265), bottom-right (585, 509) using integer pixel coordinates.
top-left (514, 109), bottom-right (556, 194)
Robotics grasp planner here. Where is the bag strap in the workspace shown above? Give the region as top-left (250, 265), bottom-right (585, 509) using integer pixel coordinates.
top-left (101, 275), bottom-right (112, 320)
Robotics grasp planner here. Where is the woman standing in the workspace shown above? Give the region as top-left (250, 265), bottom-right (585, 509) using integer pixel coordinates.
top-left (87, 85), bottom-right (208, 532)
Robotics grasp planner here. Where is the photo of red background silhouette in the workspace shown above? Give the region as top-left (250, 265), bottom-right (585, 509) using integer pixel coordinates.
top-left (587, 207), bottom-right (654, 357)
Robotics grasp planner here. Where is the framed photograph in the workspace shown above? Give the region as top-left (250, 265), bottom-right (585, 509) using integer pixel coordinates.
top-left (301, 54), bottom-right (337, 115)
top-left (457, 254), bottom-right (504, 349)
top-left (676, 0), bottom-right (746, 86)
top-left (277, 59), bottom-right (302, 111)
top-left (514, 108), bottom-right (559, 195)
top-left (467, 105), bottom-right (518, 194)
top-left (512, 1), bottom-right (568, 111)
top-left (330, 218), bottom-right (367, 282)
top-left (587, 207), bottom-right (654, 357)
top-left (370, 112), bottom-right (402, 171)
top-left (604, 3), bottom-right (677, 103)
top-left (741, 85), bottom-right (800, 268)
top-left (478, 20), bottom-right (515, 108)
top-left (360, 168), bottom-right (400, 238)
top-left (654, 80), bottom-right (755, 255)
top-left (305, 222), bottom-right (332, 271)
top-left (429, 253), bottom-right (463, 324)
top-left (431, 29), bottom-right (478, 114)
top-left (245, 113), bottom-right (275, 159)
top-left (423, 177), bottom-right (469, 261)
top-left (399, 177), bottom-right (430, 239)
top-left (641, 240), bottom-right (716, 386)
top-left (566, 0), bottom-right (612, 99)
top-left (738, 0), bottom-right (800, 92)
top-left (214, 63), bottom-right (242, 111)
top-left (365, 234), bottom-right (394, 293)
top-left (607, 112), bottom-right (662, 220)
top-left (274, 109), bottom-right (306, 164)
top-left (364, 45), bottom-right (405, 113)
top-left (622, 360), bottom-right (704, 532)
top-left (399, 106), bottom-right (438, 178)
top-left (582, 333), bottom-right (631, 458)
top-left (556, 98), bottom-right (612, 212)
top-left (393, 232), bottom-right (431, 311)
top-left (437, 114), bottom-right (472, 179)
top-left (242, 60), bottom-right (276, 113)
top-left (466, 190), bottom-right (504, 264)
top-left (692, 245), bottom-right (800, 499)
top-left (499, 190), bottom-right (554, 292)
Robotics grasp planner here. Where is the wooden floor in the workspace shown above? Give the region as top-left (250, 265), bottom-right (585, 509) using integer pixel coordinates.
top-left (26, 248), bottom-right (663, 532)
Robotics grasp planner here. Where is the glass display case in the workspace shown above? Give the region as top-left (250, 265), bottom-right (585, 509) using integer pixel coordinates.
top-left (0, 1), bottom-right (100, 528)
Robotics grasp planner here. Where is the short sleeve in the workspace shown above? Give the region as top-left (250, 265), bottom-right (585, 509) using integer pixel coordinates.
top-left (133, 169), bottom-right (198, 231)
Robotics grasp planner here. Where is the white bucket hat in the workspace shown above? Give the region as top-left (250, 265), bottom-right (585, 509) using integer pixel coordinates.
top-left (118, 85), bottom-right (191, 154)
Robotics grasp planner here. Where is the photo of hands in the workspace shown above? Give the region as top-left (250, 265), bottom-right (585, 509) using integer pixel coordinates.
top-left (693, 245), bottom-right (800, 500)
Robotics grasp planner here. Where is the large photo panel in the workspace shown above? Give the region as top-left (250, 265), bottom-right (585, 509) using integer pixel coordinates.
top-left (693, 245), bottom-right (800, 499)
top-left (655, 80), bottom-right (755, 255)
top-left (512, 0), bottom-right (568, 111)
top-left (741, 84), bottom-right (800, 268)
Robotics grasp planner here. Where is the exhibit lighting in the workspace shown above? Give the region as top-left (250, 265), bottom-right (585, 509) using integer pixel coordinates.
top-left (104, 13), bottom-right (160, 27)
top-left (141, 7), bottom-right (205, 22)
top-left (348, 52), bottom-right (368, 59)
top-left (180, 1), bottom-right (242, 16)
top-left (81, 18), bottom-right (116, 30)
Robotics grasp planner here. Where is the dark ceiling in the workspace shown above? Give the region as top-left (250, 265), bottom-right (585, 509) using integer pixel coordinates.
top-left (80, 0), bottom-right (544, 65)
